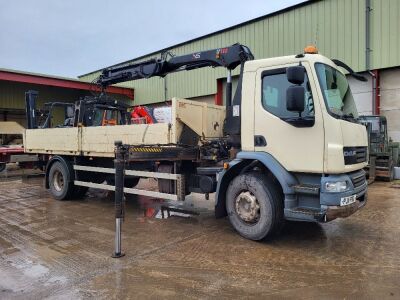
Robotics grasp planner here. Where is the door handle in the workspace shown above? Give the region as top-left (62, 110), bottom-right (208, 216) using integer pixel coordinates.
top-left (254, 135), bottom-right (267, 147)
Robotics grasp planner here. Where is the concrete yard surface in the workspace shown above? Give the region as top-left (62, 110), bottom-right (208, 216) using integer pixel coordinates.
top-left (0, 177), bottom-right (399, 299)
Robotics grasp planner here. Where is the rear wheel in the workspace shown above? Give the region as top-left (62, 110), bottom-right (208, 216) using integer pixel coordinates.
top-left (226, 172), bottom-right (283, 240)
top-left (49, 161), bottom-right (74, 200)
top-left (0, 163), bottom-right (6, 173)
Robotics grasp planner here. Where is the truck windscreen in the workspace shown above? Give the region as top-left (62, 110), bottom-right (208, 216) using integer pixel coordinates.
top-left (315, 63), bottom-right (359, 120)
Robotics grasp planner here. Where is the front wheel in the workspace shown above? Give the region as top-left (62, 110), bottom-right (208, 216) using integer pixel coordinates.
top-left (226, 172), bottom-right (283, 240)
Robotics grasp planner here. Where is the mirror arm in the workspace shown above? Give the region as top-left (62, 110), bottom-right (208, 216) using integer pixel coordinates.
top-left (332, 59), bottom-right (368, 82)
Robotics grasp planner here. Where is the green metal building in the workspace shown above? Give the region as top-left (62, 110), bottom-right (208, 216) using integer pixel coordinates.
top-left (1, 0), bottom-right (399, 140)
top-left (79, 1), bottom-right (395, 94)
top-left (78, 0), bottom-right (400, 141)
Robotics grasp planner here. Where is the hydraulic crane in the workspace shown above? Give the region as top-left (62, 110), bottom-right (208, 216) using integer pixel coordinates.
top-left (97, 44), bottom-right (253, 87)
top-left (26, 44), bottom-right (253, 137)
top-left (97, 44), bottom-right (254, 137)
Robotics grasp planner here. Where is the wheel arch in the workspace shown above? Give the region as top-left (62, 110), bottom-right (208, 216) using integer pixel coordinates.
top-left (215, 152), bottom-right (297, 218)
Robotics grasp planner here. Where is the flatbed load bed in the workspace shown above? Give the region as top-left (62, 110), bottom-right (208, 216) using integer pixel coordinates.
top-left (24, 98), bottom-right (225, 158)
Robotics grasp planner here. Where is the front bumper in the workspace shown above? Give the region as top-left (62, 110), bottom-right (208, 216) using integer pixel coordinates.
top-left (319, 169), bottom-right (368, 222)
top-left (322, 192), bottom-right (368, 222)
top-left (284, 169), bottom-right (368, 222)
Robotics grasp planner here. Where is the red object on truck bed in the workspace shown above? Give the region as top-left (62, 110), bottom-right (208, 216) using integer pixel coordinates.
top-left (131, 106), bottom-right (156, 124)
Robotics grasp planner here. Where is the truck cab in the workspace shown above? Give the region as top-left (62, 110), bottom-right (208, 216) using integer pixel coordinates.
top-left (216, 49), bottom-right (368, 239)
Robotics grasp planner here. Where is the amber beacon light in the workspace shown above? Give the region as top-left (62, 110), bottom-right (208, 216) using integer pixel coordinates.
top-left (304, 45), bottom-right (318, 54)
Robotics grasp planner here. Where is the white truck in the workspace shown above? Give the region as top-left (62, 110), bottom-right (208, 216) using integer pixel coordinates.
top-left (24, 44), bottom-right (368, 240)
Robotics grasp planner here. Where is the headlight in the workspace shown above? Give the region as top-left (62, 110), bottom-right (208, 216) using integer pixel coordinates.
top-left (325, 181), bottom-right (347, 192)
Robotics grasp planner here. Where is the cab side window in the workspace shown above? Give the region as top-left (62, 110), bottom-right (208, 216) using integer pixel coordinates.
top-left (262, 69), bottom-right (314, 119)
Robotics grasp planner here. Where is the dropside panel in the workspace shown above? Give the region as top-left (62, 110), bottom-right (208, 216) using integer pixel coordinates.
top-left (80, 124), bottom-right (171, 157)
top-left (173, 98), bottom-right (225, 139)
top-left (25, 127), bottom-right (80, 155)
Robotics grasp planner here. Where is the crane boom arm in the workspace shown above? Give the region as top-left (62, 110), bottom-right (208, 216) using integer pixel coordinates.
top-left (97, 44), bottom-right (254, 88)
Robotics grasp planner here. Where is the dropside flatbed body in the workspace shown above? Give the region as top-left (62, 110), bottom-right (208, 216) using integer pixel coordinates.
top-left (24, 98), bottom-right (225, 157)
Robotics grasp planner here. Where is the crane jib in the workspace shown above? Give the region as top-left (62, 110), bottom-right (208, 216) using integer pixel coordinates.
top-left (97, 44), bottom-right (254, 88)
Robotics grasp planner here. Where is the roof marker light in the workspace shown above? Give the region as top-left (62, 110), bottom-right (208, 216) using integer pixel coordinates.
top-left (304, 45), bottom-right (318, 54)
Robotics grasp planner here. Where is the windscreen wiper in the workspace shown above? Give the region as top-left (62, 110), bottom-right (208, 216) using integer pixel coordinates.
top-left (331, 59), bottom-right (368, 82)
top-left (341, 113), bottom-right (358, 122)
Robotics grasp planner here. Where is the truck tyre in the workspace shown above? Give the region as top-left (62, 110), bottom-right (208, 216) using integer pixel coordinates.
top-left (0, 163), bottom-right (5, 173)
top-left (48, 161), bottom-right (74, 200)
top-left (226, 172), bottom-right (283, 241)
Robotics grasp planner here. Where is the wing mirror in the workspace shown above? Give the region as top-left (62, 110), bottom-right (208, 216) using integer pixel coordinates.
top-left (287, 66), bottom-right (305, 84)
top-left (286, 86), bottom-right (305, 114)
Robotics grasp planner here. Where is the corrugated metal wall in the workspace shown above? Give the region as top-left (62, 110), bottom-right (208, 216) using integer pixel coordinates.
top-left (80, 0), bottom-right (400, 105)
top-left (0, 81), bottom-right (88, 110)
top-left (370, 0), bottom-right (400, 70)
top-left (0, 81), bottom-right (132, 110)
top-left (380, 68), bottom-right (400, 142)
top-left (0, 81), bottom-right (93, 126)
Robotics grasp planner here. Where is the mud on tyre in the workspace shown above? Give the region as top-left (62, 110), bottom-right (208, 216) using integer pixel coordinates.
top-left (226, 172), bottom-right (283, 240)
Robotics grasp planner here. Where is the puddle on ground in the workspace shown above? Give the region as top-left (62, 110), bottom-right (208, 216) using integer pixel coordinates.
top-left (22, 264), bottom-right (49, 278)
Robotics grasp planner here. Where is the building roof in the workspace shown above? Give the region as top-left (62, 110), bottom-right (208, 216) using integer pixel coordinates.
top-left (0, 68), bottom-right (134, 99)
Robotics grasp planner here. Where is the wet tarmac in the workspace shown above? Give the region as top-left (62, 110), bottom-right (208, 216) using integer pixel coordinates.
top-left (0, 177), bottom-right (399, 299)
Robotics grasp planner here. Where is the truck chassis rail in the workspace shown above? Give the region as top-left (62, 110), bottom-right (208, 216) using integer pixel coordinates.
top-left (73, 165), bottom-right (185, 201)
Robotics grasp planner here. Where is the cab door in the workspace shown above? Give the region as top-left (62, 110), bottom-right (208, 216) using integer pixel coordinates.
top-left (253, 62), bottom-right (325, 173)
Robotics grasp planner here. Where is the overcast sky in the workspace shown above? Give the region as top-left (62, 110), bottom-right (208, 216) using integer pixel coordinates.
top-left (0, 0), bottom-right (304, 78)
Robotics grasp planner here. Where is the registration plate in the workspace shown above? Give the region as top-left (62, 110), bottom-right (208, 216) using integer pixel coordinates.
top-left (340, 194), bottom-right (356, 206)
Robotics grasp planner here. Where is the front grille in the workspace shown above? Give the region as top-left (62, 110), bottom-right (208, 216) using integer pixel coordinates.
top-left (343, 146), bottom-right (367, 165)
top-left (349, 170), bottom-right (366, 189)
